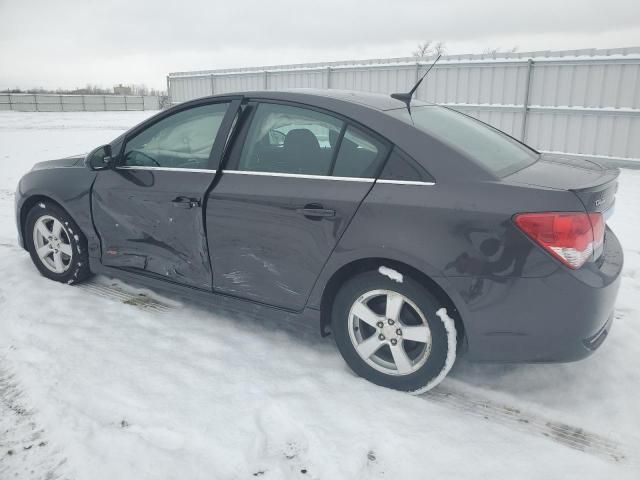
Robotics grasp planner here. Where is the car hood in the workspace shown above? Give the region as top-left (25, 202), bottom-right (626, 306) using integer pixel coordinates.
top-left (31, 155), bottom-right (86, 171)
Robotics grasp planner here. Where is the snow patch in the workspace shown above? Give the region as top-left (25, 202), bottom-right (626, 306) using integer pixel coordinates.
top-left (2, 111), bottom-right (640, 479)
top-left (411, 307), bottom-right (457, 395)
top-left (378, 265), bottom-right (403, 283)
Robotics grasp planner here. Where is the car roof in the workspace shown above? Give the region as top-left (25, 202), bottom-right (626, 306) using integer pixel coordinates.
top-left (219, 88), bottom-right (431, 112)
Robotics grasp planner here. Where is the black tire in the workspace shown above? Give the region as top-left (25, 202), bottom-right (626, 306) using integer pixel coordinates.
top-left (331, 269), bottom-right (456, 393)
top-left (25, 201), bottom-right (91, 284)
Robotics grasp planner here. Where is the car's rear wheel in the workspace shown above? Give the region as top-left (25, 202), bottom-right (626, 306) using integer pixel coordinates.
top-left (331, 270), bottom-right (456, 393)
top-left (25, 201), bottom-right (91, 284)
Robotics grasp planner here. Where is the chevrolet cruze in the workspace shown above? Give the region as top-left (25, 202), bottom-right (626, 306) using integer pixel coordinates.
top-left (15, 89), bottom-right (623, 393)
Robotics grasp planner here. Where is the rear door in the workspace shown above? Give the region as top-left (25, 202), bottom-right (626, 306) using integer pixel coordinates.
top-left (206, 101), bottom-right (390, 310)
top-left (92, 98), bottom-right (239, 289)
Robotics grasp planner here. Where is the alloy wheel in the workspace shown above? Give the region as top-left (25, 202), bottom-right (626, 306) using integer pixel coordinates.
top-left (32, 215), bottom-right (73, 274)
top-left (348, 289), bottom-right (432, 376)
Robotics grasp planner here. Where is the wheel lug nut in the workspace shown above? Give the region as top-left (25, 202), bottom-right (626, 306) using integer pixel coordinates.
top-left (378, 334), bottom-right (385, 341)
top-left (376, 321), bottom-right (384, 328)
top-left (388, 319), bottom-right (395, 325)
top-left (396, 329), bottom-right (402, 336)
top-left (390, 339), bottom-right (398, 346)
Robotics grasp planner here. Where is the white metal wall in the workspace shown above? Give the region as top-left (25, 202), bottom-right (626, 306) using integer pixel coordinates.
top-left (167, 48), bottom-right (640, 165)
top-left (0, 94), bottom-right (161, 112)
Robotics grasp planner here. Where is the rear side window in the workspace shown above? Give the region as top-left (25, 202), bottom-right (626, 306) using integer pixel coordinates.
top-left (387, 106), bottom-right (538, 177)
top-left (379, 147), bottom-right (435, 183)
top-left (237, 103), bottom-right (344, 176)
top-left (332, 126), bottom-right (388, 178)
top-left (122, 103), bottom-right (229, 170)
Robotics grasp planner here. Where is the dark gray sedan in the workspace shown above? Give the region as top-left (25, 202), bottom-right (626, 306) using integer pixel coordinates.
top-left (14, 89), bottom-right (623, 393)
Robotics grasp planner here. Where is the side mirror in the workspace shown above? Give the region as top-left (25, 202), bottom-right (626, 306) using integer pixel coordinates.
top-left (85, 145), bottom-right (114, 171)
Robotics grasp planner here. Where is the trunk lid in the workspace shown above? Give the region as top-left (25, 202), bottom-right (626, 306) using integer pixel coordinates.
top-left (506, 155), bottom-right (618, 214)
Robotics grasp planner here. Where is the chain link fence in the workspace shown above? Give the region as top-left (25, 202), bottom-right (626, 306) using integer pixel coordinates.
top-left (0, 93), bottom-right (166, 112)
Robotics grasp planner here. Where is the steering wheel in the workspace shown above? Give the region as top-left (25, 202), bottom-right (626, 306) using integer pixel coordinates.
top-left (129, 150), bottom-right (161, 167)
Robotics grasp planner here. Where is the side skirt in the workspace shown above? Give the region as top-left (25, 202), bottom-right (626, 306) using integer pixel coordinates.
top-left (88, 258), bottom-right (321, 327)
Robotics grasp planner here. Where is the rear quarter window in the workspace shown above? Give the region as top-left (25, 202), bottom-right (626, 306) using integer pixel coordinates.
top-left (387, 106), bottom-right (538, 177)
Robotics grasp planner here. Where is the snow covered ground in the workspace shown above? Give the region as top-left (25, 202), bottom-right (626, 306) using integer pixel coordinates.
top-left (0, 111), bottom-right (639, 479)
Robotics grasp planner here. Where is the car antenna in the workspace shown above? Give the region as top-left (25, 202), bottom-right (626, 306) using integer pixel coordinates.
top-left (390, 54), bottom-right (442, 114)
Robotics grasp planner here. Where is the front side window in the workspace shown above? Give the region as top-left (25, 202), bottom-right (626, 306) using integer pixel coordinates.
top-left (387, 105), bottom-right (538, 177)
top-left (237, 103), bottom-right (344, 176)
top-left (122, 103), bottom-right (229, 170)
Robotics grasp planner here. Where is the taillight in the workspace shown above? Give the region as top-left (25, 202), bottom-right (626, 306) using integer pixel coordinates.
top-left (513, 212), bottom-right (604, 269)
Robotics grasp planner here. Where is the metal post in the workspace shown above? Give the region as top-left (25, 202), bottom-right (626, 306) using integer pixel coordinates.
top-left (166, 76), bottom-right (171, 105)
top-left (141, 95), bottom-right (145, 111)
top-left (7, 93), bottom-right (12, 111)
top-left (415, 62), bottom-right (421, 82)
top-left (34, 94), bottom-right (40, 112)
top-left (326, 67), bottom-right (332, 89)
top-left (520, 59), bottom-right (534, 142)
top-left (103, 95), bottom-right (107, 111)
top-left (82, 95), bottom-right (86, 111)
top-left (210, 74), bottom-right (215, 95)
top-left (264, 71), bottom-right (268, 90)
top-left (124, 95), bottom-right (128, 111)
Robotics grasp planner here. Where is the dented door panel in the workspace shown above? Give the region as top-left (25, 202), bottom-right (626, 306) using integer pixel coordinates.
top-left (206, 173), bottom-right (373, 310)
top-left (92, 168), bottom-right (215, 289)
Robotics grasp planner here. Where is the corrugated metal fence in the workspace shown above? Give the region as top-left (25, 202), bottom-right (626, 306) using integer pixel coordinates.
top-left (0, 93), bottom-right (161, 112)
top-left (167, 47), bottom-right (640, 166)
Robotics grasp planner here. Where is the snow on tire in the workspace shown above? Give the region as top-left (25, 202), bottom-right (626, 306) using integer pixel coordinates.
top-left (25, 201), bottom-right (92, 285)
top-left (331, 270), bottom-right (457, 393)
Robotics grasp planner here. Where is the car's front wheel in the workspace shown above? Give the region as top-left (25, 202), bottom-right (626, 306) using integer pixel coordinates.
top-left (331, 270), bottom-right (457, 393)
top-left (25, 201), bottom-right (91, 284)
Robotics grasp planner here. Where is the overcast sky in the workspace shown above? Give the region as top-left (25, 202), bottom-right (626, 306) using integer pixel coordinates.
top-left (1, 0), bottom-right (639, 91)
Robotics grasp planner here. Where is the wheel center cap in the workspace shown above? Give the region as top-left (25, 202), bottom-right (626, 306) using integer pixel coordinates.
top-left (382, 323), bottom-right (399, 339)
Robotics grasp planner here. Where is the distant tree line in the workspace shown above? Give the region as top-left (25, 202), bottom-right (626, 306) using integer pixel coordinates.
top-left (3, 83), bottom-right (165, 96)
top-left (412, 41), bottom-right (519, 58)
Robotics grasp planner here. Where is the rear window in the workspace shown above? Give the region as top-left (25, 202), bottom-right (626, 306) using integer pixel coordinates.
top-left (387, 105), bottom-right (538, 177)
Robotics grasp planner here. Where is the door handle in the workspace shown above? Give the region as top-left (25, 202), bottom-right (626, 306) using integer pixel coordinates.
top-left (296, 203), bottom-right (336, 218)
top-left (171, 196), bottom-right (201, 209)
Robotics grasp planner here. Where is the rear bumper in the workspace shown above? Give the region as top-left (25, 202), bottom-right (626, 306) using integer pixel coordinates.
top-left (451, 227), bottom-right (623, 363)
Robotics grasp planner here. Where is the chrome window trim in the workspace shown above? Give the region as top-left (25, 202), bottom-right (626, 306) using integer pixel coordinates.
top-left (112, 166), bottom-right (435, 185)
top-left (377, 179), bottom-right (436, 186)
top-left (223, 170), bottom-right (375, 182)
top-left (116, 166), bottom-right (217, 173)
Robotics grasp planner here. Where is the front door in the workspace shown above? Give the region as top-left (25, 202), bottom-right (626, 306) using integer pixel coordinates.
top-left (92, 99), bottom-right (238, 290)
top-left (207, 101), bottom-right (390, 309)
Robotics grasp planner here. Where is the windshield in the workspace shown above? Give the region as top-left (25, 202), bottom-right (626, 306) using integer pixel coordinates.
top-left (387, 105), bottom-right (538, 177)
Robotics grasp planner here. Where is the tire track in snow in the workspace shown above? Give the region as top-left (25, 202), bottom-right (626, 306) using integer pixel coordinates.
top-left (0, 354), bottom-right (69, 479)
top-left (81, 278), bottom-right (637, 465)
top-left (424, 386), bottom-right (635, 466)
top-left (76, 279), bottom-right (319, 337)
top-left (76, 281), bottom-right (174, 313)
top-left (2, 243), bottom-right (634, 467)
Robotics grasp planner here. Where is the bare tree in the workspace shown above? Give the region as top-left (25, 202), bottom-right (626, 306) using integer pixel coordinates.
top-left (413, 41), bottom-right (433, 58)
top-left (413, 41), bottom-right (446, 58)
top-left (433, 41), bottom-right (447, 56)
